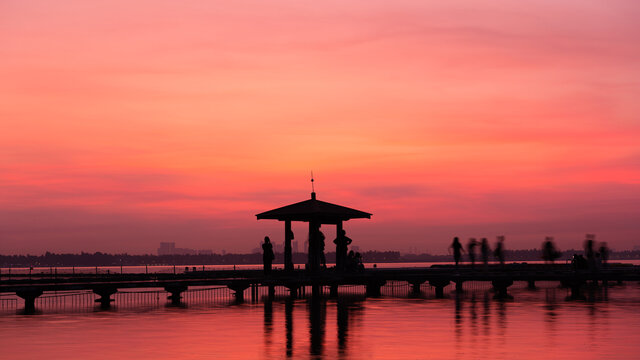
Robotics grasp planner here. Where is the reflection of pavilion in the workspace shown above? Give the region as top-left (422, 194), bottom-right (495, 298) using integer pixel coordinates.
top-left (256, 191), bottom-right (371, 272)
top-left (263, 297), bottom-right (364, 358)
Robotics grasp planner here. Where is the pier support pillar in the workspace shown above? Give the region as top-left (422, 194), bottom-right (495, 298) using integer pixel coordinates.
top-left (92, 286), bottom-right (117, 308)
top-left (164, 284), bottom-right (188, 305)
top-left (250, 284), bottom-right (258, 302)
top-left (568, 280), bottom-right (585, 300)
top-left (286, 285), bottom-right (299, 299)
top-left (527, 280), bottom-right (536, 289)
top-left (284, 220), bottom-right (294, 272)
top-left (455, 281), bottom-right (464, 293)
top-left (268, 285), bottom-right (276, 300)
top-left (491, 279), bottom-right (514, 299)
top-left (330, 284), bottom-right (339, 297)
top-left (429, 279), bottom-right (450, 298)
top-left (312, 284), bottom-right (322, 298)
top-left (228, 283), bottom-right (250, 303)
top-left (16, 289), bottom-right (43, 314)
top-left (410, 281), bottom-right (424, 295)
top-left (366, 280), bottom-right (386, 297)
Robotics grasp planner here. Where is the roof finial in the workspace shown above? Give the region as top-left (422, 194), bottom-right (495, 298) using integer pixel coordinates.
top-left (311, 171), bottom-right (316, 199)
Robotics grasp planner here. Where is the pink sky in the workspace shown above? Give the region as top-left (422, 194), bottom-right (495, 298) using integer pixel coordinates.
top-left (1, 0), bottom-right (639, 254)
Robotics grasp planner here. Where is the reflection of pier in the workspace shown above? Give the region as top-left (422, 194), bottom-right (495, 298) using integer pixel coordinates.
top-left (1, 264), bottom-right (639, 313)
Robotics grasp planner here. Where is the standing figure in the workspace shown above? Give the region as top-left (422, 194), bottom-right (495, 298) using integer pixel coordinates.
top-left (584, 234), bottom-right (596, 270)
top-left (262, 236), bottom-right (275, 275)
top-left (354, 252), bottom-right (364, 271)
top-left (480, 238), bottom-right (491, 268)
top-left (494, 236), bottom-right (505, 266)
top-left (333, 229), bottom-right (353, 272)
top-left (542, 237), bottom-right (561, 264)
top-left (467, 238), bottom-right (478, 268)
top-left (346, 250), bottom-right (356, 272)
top-left (598, 242), bottom-right (609, 267)
top-left (450, 237), bottom-right (464, 267)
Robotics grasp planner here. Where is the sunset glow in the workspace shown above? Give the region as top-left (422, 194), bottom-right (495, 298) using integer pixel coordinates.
top-left (2, 1), bottom-right (639, 253)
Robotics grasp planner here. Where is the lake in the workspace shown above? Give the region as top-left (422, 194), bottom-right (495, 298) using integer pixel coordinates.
top-left (1, 262), bottom-right (640, 359)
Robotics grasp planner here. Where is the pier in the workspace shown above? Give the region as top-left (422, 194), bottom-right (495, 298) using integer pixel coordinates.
top-left (2, 263), bottom-right (639, 313)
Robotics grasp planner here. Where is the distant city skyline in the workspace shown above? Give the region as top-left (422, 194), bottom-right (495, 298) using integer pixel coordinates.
top-left (1, 1), bottom-right (639, 255)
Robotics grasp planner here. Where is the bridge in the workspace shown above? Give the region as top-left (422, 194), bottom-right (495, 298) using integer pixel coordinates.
top-left (2, 263), bottom-right (639, 313)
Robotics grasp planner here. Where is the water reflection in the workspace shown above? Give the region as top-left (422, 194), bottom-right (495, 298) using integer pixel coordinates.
top-left (264, 300), bottom-right (273, 353)
top-left (260, 286), bottom-right (621, 359)
top-left (337, 297), bottom-right (363, 358)
top-left (309, 297), bottom-right (326, 357)
top-left (336, 298), bottom-right (349, 355)
top-left (261, 294), bottom-right (369, 359)
top-left (285, 298), bottom-right (293, 358)
top-left (5, 283), bottom-right (631, 359)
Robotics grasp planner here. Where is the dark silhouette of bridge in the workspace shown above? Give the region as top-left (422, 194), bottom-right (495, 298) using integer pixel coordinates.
top-left (2, 263), bottom-right (639, 313)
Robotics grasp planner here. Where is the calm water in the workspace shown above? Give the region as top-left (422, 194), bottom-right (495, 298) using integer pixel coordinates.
top-left (1, 280), bottom-right (640, 359)
top-left (2, 261), bottom-right (640, 359)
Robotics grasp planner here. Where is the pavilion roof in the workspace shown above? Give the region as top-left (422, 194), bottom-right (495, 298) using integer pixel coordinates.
top-left (256, 193), bottom-right (372, 223)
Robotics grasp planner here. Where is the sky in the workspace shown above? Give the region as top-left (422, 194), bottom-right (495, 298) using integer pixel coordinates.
top-left (1, 0), bottom-right (639, 255)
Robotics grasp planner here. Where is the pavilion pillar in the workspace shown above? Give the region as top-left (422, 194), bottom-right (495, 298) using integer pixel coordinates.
top-left (335, 221), bottom-right (344, 271)
top-left (308, 221), bottom-right (320, 272)
top-left (284, 220), bottom-right (293, 272)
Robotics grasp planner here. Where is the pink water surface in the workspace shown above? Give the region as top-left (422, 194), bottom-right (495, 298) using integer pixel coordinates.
top-left (1, 281), bottom-right (639, 359)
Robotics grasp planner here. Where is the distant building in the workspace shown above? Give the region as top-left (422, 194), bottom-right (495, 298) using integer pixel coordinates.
top-left (198, 250), bottom-right (213, 255)
top-left (158, 242), bottom-right (176, 256)
top-left (157, 242), bottom-right (203, 256)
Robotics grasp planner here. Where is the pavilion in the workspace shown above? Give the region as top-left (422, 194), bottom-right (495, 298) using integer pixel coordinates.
top-left (256, 191), bottom-right (372, 272)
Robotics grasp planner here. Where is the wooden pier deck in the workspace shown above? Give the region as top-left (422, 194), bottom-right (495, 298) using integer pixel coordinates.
top-left (2, 263), bottom-right (639, 312)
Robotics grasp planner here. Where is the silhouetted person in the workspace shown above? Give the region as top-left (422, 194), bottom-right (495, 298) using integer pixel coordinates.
top-left (494, 236), bottom-right (505, 266)
top-left (480, 238), bottom-right (490, 268)
top-left (354, 252), bottom-right (364, 271)
top-left (262, 236), bottom-right (275, 275)
top-left (598, 242), bottom-right (609, 267)
top-left (346, 250), bottom-right (356, 272)
top-left (542, 237), bottom-right (561, 264)
top-left (333, 229), bottom-right (352, 272)
top-left (450, 237), bottom-right (464, 267)
top-left (467, 238), bottom-right (478, 267)
top-left (584, 234), bottom-right (596, 271)
top-left (308, 224), bottom-right (325, 272)
top-left (572, 253), bottom-right (588, 270)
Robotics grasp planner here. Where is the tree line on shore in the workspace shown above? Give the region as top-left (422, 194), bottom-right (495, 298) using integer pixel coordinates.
top-left (1, 249), bottom-right (639, 267)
